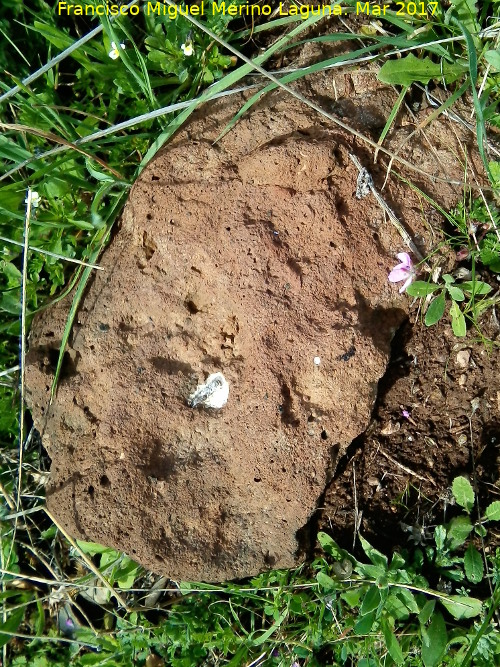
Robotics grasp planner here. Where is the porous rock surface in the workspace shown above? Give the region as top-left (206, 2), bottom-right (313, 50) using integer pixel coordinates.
top-left (27, 73), bottom-right (468, 581)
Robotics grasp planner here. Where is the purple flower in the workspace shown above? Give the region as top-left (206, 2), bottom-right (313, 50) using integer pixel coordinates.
top-left (402, 409), bottom-right (410, 419)
top-left (388, 253), bottom-right (415, 293)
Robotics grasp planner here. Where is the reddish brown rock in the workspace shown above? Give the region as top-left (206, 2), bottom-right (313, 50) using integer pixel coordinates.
top-left (27, 77), bottom-right (470, 581)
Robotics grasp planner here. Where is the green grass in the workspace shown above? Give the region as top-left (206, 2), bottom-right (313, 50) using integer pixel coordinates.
top-left (3, 483), bottom-right (500, 666)
top-left (1, 0), bottom-right (500, 665)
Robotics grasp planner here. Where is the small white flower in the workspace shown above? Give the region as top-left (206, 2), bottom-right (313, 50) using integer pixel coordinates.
top-left (108, 41), bottom-right (125, 60)
top-left (181, 42), bottom-right (193, 57)
top-left (25, 191), bottom-right (40, 208)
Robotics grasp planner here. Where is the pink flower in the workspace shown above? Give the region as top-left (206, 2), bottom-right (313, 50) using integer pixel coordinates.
top-left (389, 252), bottom-right (415, 293)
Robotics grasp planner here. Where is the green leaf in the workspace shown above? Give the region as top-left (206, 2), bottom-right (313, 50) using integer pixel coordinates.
top-left (394, 587), bottom-right (419, 615)
top-left (115, 558), bottom-right (140, 590)
top-left (354, 609), bottom-right (376, 635)
top-left (475, 523), bottom-right (487, 538)
top-left (341, 587), bottom-right (363, 608)
top-left (252, 609), bottom-right (288, 646)
top-left (388, 552), bottom-right (406, 571)
top-left (85, 158), bottom-right (115, 183)
top-left (317, 532), bottom-right (346, 560)
top-left (443, 569), bottom-right (465, 583)
top-left (360, 586), bottom-right (381, 615)
top-left (1, 261), bottom-right (22, 288)
top-left (464, 543), bottom-right (484, 583)
top-left (447, 285), bottom-right (465, 302)
top-left (434, 524), bottom-right (446, 551)
top-left (76, 540), bottom-right (116, 556)
top-left (449, 0), bottom-right (479, 34)
top-left (452, 476), bottom-right (475, 511)
top-left (0, 291), bottom-right (21, 315)
top-left (450, 302), bottom-right (467, 337)
top-left (381, 617), bottom-right (405, 665)
top-left (0, 607), bottom-right (25, 648)
top-left (480, 248), bottom-right (500, 272)
top-left (489, 161), bottom-right (500, 189)
top-left (460, 280), bottom-right (492, 295)
top-left (422, 611), bottom-right (447, 667)
top-left (485, 501), bottom-right (500, 521)
top-left (384, 593), bottom-right (410, 621)
top-left (447, 515), bottom-right (473, 550)
top-left (425, 291), bottom-right (446, 326)
top-left (359, 535), bottom-right (388, 569)
top-left (355, 563), bottom-right (386, 580)
top-left (406, 280), bottom-right (440, 297)
top-left (317, 571), bottom-right (336, 592)
top-left (0, 135), bottom-right (33, 162)
top-left (34, 598), bottom-right (45, 637)
top-left (440, 595), bottom-right (482, 619)
top-left (378, 53), bottom-right (466, 86)
top-left (418, 599), bottom-right (436, 625)
top-left (485, 50), bottom-right (500, 72)
top-left (292, 647), bottom-right (312, 659)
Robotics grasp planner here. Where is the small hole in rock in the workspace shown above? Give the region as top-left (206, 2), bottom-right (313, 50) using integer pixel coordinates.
top-left (321, 430), bottom-right (328, 440)
top-left (100, 475), bottom-right (111, 487)
top-left (254, 477), bottom-right (261, 483)
top-left (185, 299), bottom-right (200, 315)
top-left (307, 415), bottom-right (315, 422)
top-left (87, 485), bottom-right (94, 496)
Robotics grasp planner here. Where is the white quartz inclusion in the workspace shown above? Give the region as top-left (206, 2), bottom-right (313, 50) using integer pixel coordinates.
top-left (188, 372), bottom-right (229, 409)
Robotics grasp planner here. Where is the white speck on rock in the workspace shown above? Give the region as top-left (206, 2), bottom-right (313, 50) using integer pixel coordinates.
top-left (313, 356), bottom-right (321, 366)
top-left (188, 372), bottom-right (229, 409)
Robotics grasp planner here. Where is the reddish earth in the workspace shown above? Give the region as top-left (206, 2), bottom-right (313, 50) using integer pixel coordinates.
top-left (321, 315), bottom-right (500, 560)
top-left (26, 60), bottom-right (498, 581)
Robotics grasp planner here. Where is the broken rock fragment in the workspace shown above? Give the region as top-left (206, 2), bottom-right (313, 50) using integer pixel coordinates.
top-left (26, 89), bottom-right (428, 581)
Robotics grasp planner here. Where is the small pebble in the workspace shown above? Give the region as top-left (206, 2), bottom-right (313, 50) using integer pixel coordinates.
top-left (456, 350), bottom-right (470, 368)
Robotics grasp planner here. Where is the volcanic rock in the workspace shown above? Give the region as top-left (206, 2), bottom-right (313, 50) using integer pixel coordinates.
top-left (26, 72), bottom-right (473, 581)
